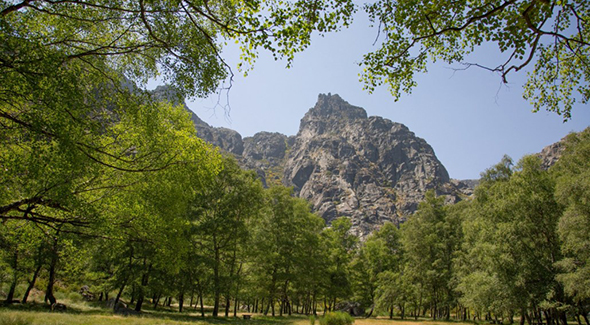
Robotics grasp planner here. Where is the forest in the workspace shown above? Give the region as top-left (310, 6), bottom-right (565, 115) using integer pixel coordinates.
top-left (1, 0), bottom-right (590, 324)
top-left (2, 111), bottom-right (590, 324)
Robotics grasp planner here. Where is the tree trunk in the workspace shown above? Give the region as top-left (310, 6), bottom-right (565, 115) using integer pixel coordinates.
top-left (22, 262), bottom-right (42, 303)
top-left (153, 293), bottom-right (161, 309)
top-left (200, 291), bottom-right (205, 317)
top-left (225, 295), bottom-right (231, 317)
top-left (135, 296), bottom-right (144, 312)
top-left (134, 262), bottom-right (151, 312)
top-left (45, 239), bottom-right (59, 305)
top-left (6, 251), bottom-right (18, 303)
top-left (178, 292), bottom-right (184, 313)
top-left (390, 304), bottom-right (394, 319)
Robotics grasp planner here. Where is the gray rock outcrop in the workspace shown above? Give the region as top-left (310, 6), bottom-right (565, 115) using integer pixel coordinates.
top-left (537, 139), bottom-right (565, 170)
top-left (282, 94), bottom-right (453, 236)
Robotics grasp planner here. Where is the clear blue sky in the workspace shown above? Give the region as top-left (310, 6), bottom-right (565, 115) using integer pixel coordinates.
top-left (187, 10), bottom-right (590, 181)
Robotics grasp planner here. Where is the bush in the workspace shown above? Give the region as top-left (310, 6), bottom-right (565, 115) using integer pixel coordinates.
top-left (310, 315), bottom-right (316, 325)
top-left (319, 311), bottom-right (354, 325)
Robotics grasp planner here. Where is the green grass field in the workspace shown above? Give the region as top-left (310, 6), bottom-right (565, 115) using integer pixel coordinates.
top-left (0, 301), bottom-right (478, 325)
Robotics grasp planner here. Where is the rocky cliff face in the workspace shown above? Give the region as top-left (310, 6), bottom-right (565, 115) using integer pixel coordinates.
top-left (181, 92), bottom-right (472, 237)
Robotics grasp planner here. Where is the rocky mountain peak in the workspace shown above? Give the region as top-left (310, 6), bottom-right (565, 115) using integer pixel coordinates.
top-left (282, 95), bottom-right (457, 237)
top-left (308, 93), bottom-right (368, 120)
top-left (298, 94), bottom-right (368, 139)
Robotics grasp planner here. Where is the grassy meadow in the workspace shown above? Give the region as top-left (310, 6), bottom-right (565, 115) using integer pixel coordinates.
top-left (0, 300), bottom-right (477, 325)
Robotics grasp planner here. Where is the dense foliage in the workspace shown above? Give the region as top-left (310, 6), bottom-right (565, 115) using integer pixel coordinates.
top-left (2, 127), bottom-right (589, 324)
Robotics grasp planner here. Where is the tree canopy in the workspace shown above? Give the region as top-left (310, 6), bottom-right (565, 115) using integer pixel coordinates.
top-left (360, 0), bottom-right (589, 120)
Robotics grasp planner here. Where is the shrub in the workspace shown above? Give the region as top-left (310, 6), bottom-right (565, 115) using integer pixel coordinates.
top-left (319, 311), bottom-right (354, 325)
top-left (310, 315), bottom-right (316, 325)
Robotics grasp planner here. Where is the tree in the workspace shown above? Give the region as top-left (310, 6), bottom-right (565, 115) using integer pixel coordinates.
top-left (400, 190), bottom-right (459, 320)
top-left (321, 217), bottom-right (358, 312)
top-left (360, 0), bottom-right (589, 120)
top-left (458, 155), bottom-right (565, 325)
top-left (250, 186), bottom-right (325, 317)
top-left (553, 128), bottom-right (590, 321)
top-left (189, 156), bottom-right (264, 317)
top-left (351, 222), bottom-right (402, 315)
top-left (0, 0), bottom-right (356, 231)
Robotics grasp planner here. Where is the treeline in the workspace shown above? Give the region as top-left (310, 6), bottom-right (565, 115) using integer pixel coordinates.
top-left (2, 126), bottom-right (589, 325)
top-left (353, 128), bottom-right (590, 325)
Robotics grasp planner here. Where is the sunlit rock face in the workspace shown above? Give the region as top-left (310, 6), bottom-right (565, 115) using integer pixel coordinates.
top-left (281, 94), bottom-right (454, 237)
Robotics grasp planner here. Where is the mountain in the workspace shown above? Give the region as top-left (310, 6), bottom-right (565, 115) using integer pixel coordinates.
top-left (180, 92), bottom-right (475, 237)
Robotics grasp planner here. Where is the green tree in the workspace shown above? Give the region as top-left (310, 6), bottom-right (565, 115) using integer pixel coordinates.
top-left (553, 128), bottom-right (590, 321)
top-left (250, 186), bottom-right (325, 316)
top-left (189, 156), bottom-right (264, 317)
top-left (0, 0), bottom-right (355, 232)
top-left (321, 217), bottom-right (358, 312)
top-left (400, 190), bottom-right (459, 320)
top-left (458, 155), bottom-right (565, 325)
top-left (351, 222), bottom-right (402, 315)
top-left (360, 0), bottom-right (589, 120)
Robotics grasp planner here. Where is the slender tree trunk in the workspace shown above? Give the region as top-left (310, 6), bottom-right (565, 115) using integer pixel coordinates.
top-left (560, 310), bottom-right (568, 325)
top-left (390, 304), bottom-right (394, 319)
top-left (45, 238), bottom-right (59, 305)
top-left (178, 292), bottom-right (184, 313)
top-left (114, 280), bottom-right (127, 312)
top-left (213, 261), bottom-right (220, 316)
top-left (135, 296), bottom-right (144, 312)
top-left (5, 251), bottom-right (18, 303)
top-left (233, 297), bottom-right (238, 317)
top-left (22, 262), bottom-right (42, 303)
top-left (153, 293), bottom-right (161, 309)
top-left (264, 298), bottom-right (271, 315)
top-left (135, 262), bottom-right (151, 312)
top-left (200, 290), bottom-right (205, 317)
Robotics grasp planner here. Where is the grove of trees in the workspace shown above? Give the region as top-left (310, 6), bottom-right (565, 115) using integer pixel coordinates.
top-left (1, 0), bottom-right (589, 323)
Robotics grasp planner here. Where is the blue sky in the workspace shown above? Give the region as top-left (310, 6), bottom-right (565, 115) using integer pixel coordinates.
top-left (187, 10), bottom-right (590, 180)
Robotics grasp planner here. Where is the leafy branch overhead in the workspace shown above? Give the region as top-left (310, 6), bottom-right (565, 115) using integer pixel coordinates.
top-left (0, 0), bottom-right (354, 229)
top-left (360, 0), bottom-right (589, 120)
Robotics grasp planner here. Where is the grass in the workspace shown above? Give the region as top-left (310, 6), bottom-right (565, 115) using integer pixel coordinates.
top-left (0, 300), bottom-right (478, 325)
